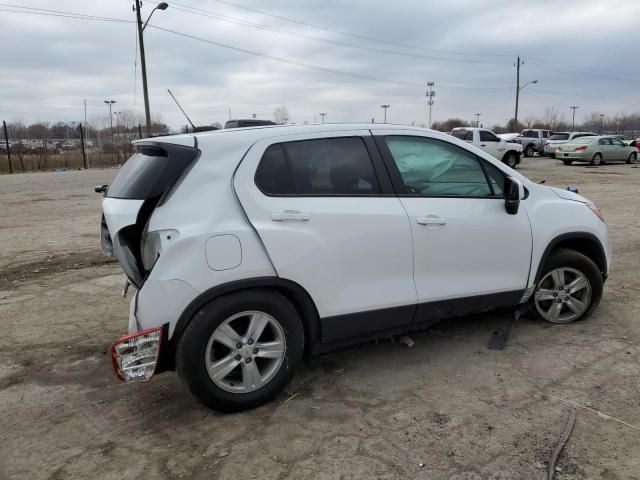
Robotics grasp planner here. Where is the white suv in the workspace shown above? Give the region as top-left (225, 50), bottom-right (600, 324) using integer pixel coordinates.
top-left (102, 124), bottom-right (611, 412)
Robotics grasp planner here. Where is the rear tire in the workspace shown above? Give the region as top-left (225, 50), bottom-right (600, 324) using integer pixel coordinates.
top-left (562, 159), bottom-right (573, 165)
top-left (533, 249), bottom-right (603, 324)
top-left (627, 152), bottom-right (637, 164)
top-left (503, 152), bottom-right (518, 168)
top-left (176, 289), bottom-right (304, 412)
top-left (591, 153), bottom-right (602, 166)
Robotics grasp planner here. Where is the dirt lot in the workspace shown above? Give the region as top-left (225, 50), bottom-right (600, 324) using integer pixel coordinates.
top-left (1, 159), bottom-right (639, 480)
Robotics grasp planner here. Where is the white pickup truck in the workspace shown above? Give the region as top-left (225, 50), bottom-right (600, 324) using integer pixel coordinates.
top-left (451, 127), bottom-right (523, 168)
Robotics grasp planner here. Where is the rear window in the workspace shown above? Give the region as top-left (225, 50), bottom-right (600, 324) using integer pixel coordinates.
top-left (451, 129), bottom-right (473, 141)
top-left (106, 145), bottom-right (198, 200)
top-left (255, 137), bottom-right (380, 195)
top-left (549, 133), bottom-right (570, 141)
top-left (521, 130), bottom-right (537, 138)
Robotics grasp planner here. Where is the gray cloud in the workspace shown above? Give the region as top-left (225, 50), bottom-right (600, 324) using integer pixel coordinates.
top-left (1, 0), bottom-right (639, 129)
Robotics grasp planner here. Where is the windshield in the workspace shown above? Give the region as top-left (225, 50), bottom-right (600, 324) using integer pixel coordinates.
top-left (549, 133), bottom-right (570, 141)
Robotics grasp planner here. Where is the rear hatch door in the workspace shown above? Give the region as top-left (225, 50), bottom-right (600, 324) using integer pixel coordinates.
top-left (101, 140), bottom-right (199, 288)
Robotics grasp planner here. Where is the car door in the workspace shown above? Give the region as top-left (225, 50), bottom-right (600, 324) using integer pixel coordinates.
top-left (597, 137), bottom-right (612, 160)
top-left (609, 137), bottom-right (626, 161)
top-left (233, 130), bottom-right (417, 342)
top-left (479, 130), bottom-right (503, 159)
top-left (374, 131), bottom-right (532, 320)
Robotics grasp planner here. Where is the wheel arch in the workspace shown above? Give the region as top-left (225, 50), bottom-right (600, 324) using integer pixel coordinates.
top-left (166, 277), bottom-right (321, 369)
top-left (534, 232), bottom-right (607, 283)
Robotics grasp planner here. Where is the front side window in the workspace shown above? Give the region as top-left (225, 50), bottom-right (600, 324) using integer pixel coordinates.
top-left (385, 136), bottom-right (497, 197)
top-left (479, 131), bottom-right (499, 142)
top-left (255, 137), bottom-right (380, 195)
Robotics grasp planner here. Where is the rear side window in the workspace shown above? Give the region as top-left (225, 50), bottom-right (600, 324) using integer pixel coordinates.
top-left (550, 133), bottom-right (570, 141)
top-left (106, 144), bottom-right (198, 200)
top-left (522, 130), bottom-right (537, 138)
top-left (255, 137), bottom-right (380, 195)
top-left (451, 129), bottom-right (473, 141)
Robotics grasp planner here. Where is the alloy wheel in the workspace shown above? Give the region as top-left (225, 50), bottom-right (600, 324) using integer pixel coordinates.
top-left (205, 311), bottom-right (286, 393)
top-left (534, 267), bottom-right (592, 323)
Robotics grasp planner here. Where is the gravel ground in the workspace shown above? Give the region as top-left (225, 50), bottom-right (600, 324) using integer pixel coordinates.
top-left (1, 158), bottom-right (639, 480)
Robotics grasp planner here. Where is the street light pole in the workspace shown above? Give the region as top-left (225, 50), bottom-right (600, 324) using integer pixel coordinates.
top-left (135, 1), bottom-right (168, 138)
top-left (380, 104), bottom-right (390, 123)
top-left (599, 113), bottom-right (605, 134)
top-left (475, 113), bottom-right (481, 128)
top-left (426, 81), bottom-right (435, 128)
top-left (104, 100), bottom-right (116, 143)
top-left (320, 112), bottom-right (327, 123)
top-left (570, 106), bottom-right (579, 131)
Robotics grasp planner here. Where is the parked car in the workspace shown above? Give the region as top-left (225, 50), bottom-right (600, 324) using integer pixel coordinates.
top-left (543, 132), bottom-right (597, 157)
top-left (102, 123), bottom-right (611, 412)
top-left (556, 135), bottom-right (639, 165)
top-left (517, 129), bottom-right (553, 157)
top-left (450, 127), bottom-right (523, 167)
top-left (225, 119), bottom-right (277, 128)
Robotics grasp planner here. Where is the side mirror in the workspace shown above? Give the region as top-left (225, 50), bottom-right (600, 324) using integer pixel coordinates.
top-left (504, 177), bottom-right (524, 215)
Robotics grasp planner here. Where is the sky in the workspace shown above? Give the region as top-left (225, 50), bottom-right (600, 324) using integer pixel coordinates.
top-left (1, 0), bottom-right (639, 130)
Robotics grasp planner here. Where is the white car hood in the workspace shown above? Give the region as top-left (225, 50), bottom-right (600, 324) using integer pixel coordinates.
top-left (548, 186), bottom-right (589, 203)
top-left (498, 133), bottom-right (519, 141)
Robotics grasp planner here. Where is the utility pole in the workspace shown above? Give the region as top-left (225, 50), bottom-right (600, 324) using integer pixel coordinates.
top-left (599, 113), bottom-right (605, 134)
top-left (83, 99), bottom-right (87, 140)
top-left (135, 0), bottom-right (151, 138)
top-left (514, 56), bottom-right (520, 131)
top-left (426, 81), bottom-right (435, 128)
top-left (104, 100), bottom-right (115, 143)
top-left (475, 113), bottom-right (481, 128)
top-left (380, 104), bottom-right (390, 123)
top-left (570, 106), bottom-right (579, 131)
top-left (320, 112), bottom-right (327, 123)
top-left (3, 120), bottom-right (12, 174)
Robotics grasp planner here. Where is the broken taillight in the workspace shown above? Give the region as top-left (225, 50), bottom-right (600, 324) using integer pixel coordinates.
top-left (110, 327), bottom-right (162, 382)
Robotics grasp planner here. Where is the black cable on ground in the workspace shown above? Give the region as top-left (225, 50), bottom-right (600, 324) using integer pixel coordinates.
top-left (548, 407), bottom-right (576, 480)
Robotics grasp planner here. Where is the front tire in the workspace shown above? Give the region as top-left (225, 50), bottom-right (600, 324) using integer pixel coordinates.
top-left (525, 145), bottom-right (535, 157)
top-left (591, 153), bottom-right (602, 166)
top-left (176, 290), bottom-right (304, 412)
top-left (533, 249), bottom-right (603, 324)
top-left (503, 152), bottom-right (518, 168)
top-left (627, 152), bottom-right (637, 164)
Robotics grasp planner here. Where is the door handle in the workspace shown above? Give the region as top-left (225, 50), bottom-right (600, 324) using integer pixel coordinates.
top-left (271, 210), bottom-right (310, 222)
top-left (417, 215), bottom-right (447, 226)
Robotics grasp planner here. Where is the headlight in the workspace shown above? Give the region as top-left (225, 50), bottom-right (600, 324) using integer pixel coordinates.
top-left (141, 229), bottom-right (179, 271)
top-left (586, 203), bottom-right (605, 222)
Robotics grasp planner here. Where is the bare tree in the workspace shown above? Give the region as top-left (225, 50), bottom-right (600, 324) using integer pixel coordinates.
top-left (273, 105), bottom-right (291, 124)
top-left (431, 118), bottom-right (468, 132)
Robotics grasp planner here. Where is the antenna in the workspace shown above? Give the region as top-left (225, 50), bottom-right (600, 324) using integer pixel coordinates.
top-left (167, 89), bottom-right (196, 129)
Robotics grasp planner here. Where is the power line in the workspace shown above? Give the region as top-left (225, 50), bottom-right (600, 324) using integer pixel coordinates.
top-left (526, 56), bottom-right (639, 81)
top-left (177, 0), bottom-right (514, 58)
top-left (0, 5), bottom-right (132, 23)
top-left (170, 3), bottom-right (509, 65)
top-left (149, 24), bottom-right (513, 91)
top-left (526, 59), bottom-right (640, 84)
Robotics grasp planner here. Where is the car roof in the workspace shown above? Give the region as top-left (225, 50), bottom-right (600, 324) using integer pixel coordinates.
top-left (141, 123), bottom-right (439, 146)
